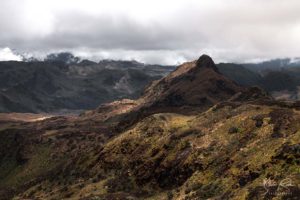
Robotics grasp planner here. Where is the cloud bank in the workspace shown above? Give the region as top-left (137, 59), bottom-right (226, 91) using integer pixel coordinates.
top-left (0, 48), bottom-right (22, 61)
top-left (0, 0), bottom-right (300, 64)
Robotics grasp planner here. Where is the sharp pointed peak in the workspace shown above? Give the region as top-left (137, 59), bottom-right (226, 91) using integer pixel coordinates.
top-left (196, 54), bottom-right (219, 72)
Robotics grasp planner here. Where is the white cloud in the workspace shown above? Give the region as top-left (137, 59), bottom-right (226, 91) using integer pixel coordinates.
top-left (0, 48), bottom-right (23, 61)
top-left (0, 0), bottom-right (300, 64)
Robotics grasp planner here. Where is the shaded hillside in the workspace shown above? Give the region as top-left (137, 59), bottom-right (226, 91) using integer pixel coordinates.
top-left (260, 71), bottom-right (297, 92)
top-left (217, 63), bottom-right (262, 87)
top-left (0, 59), bottom-right (173, 113)
top-left (217, 63), bottom-right (300, 100)
top-left (243, 58), bottom-right (300, 74)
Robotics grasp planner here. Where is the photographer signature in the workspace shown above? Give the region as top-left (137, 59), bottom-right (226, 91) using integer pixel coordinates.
top-left (263, 178), bottom-right (294, 196)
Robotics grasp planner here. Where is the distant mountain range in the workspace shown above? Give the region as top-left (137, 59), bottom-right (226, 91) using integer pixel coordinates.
top-left (0, 53), bottom-right (174, 113)
top-left (243, 58), bottom-right (300, 73)
top-left (0, 52), bottom-right (300, 113)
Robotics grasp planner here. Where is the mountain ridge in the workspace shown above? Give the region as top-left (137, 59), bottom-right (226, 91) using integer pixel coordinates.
top-left (2, 53), bottom-right (300, 113)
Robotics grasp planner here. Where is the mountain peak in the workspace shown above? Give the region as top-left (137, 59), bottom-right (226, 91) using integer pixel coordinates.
top-left (196, 54), bottom-right (219, 72)
top-left (138, 55), bottom-right (242, 112)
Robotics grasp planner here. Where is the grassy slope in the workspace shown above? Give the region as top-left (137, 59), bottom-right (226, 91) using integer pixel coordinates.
top-left (0, 102), bottom-right (299, 199)
top-left (97, 103), bottom-right (300, 199)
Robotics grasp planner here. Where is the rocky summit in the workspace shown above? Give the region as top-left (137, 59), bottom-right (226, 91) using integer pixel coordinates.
top-left (0, 55), bottom-right (299, 200)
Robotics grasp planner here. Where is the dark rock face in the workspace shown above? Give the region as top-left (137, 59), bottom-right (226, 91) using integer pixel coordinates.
top-left (196, 54), bottom-right (220, 73)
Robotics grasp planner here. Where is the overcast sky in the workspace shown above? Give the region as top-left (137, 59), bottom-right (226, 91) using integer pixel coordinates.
top-left (0, 0), bottom-right (300, 64)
